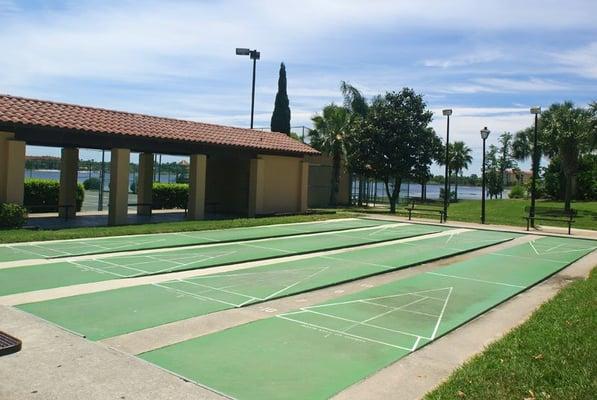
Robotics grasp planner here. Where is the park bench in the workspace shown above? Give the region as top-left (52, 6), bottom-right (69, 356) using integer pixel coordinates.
top-left (0, 331), bottom-right (22, 356)
top-left (404, 199), bottom-right (445, 223)
top-left (524, 206), bottom-right (576, 235)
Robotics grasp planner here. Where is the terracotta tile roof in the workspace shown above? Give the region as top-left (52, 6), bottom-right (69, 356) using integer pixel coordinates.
top-left (0, 94), bottom-right (318, 155)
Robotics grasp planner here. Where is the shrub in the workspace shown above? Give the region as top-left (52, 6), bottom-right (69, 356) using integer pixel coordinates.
top-left (152, 183), bottom-right (188, 209)
top-left (0, 203), bottom-right (28, 228)
top-left (24, 179), bottom-right (85, 213)
top-left (130, 180), bottom-right (137, 194)
top-left (508, 184), bottom-right (526, 199)
top-left (83, 177), bottom-right (101, 190)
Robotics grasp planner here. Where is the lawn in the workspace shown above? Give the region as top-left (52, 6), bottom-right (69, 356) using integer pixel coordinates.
top-left (340, 199), bottom-right (597, 230)
top-left (425, 266), bottom-right (597, 400)
top-left (0, 213), bottom-right (353, 244)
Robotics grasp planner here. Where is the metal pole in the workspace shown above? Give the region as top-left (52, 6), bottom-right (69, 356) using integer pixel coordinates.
top-left (98, 150), bottom-right (105, 211)
top-left (443, 114), bottom-right (450, 220)
top-left (250, 57), bottom-right (256, 129)
top-left (530, 113), bottom-right (538, 227)
top-left (481, 138), bottom-right (487, 224)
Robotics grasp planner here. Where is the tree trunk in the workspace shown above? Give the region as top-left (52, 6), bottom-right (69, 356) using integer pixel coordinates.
top-left (564, 173), bottom-right (575, 212)
top-left (454, 170), bottom-right (459, 201)
top-left (384, 176), bottom-right (401, 214)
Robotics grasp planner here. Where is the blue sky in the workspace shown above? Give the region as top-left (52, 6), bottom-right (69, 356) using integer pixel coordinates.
top-left (1, 0), bottom-right (596, 174)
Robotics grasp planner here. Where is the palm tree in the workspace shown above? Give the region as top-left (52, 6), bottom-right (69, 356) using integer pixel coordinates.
top-left (309, 104), bottom-right (350, 206)
top-left (450, 141), bottom-right (473, 201)
top-left (541, 102), bottom-right (593, 211)
top-left (497, 132), bottom-right (516, 198)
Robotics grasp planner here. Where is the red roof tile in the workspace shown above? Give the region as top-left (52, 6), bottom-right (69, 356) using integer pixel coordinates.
top-left (0, 94), bottom-right (318, 155)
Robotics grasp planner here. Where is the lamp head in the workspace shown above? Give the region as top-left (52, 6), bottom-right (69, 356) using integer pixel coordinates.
top-left (235, 48), bottom-right (250, 56)
top-left (442, 109), bottom-right (453, 116)
top-left (480, 127), bottom-right (490, 140)
top-left (530, 106), bottom-right (541, 115)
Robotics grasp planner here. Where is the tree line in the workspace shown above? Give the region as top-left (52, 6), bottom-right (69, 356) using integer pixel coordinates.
top-left (308, 83), bottom-right (597, 213)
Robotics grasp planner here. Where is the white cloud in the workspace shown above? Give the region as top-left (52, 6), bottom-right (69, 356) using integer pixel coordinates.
top-left (439, 78), bottom-right (570, 94)
top-left (423, 50), bottom-right (504, 68)
top-left (553, 42), bottom-right (597, 79)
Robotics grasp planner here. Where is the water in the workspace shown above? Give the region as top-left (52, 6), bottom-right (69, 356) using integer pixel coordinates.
top-left (356, 182), bottom-right (510, 201)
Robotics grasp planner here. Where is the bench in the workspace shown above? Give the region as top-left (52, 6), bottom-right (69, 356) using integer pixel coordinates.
top-left (524, 206), bottom-right (576, 235)
top-left (405, 200), bottom-right (445, 223)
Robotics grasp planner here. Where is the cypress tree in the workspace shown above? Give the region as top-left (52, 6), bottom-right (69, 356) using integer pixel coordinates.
top-left (270, 62), bottom-right (291, 134)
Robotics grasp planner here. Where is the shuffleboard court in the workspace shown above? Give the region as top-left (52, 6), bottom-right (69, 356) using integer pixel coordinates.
top-left (139, 236), bottom-right (595, 400)
top-left (16, 229), bottom-right (517, 340)
top-left (0, 223), bottom-right (446, 297)
top-left (0, 218), bottom-right (392, 263)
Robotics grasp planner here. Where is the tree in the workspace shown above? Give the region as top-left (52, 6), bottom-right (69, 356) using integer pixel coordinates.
top-left (340, 81), bottom-right (370, 205)
top-left (485, 145), bottom-right (503, 199)
top-left (270, 63), bottom-right (291, 134)
top-left (411, 128), bottom-right (442, 201)
top-left (450, 141), bottom-right (473, 201)
top-left (346, 88), bottom-right (435, 213)
top-left (541, 102), bottom-right (593, 210)
top-left (309, 104), bottom-right (350, 206)
top-left (497, 132), bottom-right (516, 198)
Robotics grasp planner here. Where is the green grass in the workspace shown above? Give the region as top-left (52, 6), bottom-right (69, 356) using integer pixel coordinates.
top-left (0, 213), bottom-right (354, 244)
top-left (339, 199), bottom-right (597, 230)
top-left (425, 266), bottom-right (597, 400)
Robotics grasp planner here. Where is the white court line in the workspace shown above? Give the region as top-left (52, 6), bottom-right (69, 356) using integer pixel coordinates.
top-left (152, 283), bottom-right (250, 308)
top-left (239, 242), bottom-right (294, 254)
top-left (341, 296), bottom-right (429, 335)
top-left (260, 266), bottom-right (331, 301)
top-left (360, 300), bottom-right (441, 318)
top-left (175, 279), bottom-right (259, 303)
top-left (302, 288), bottom-right (453, 310)
top-left (529, 241), bottom-right (540, 255)
top-left (429, 287), bottom-right (453, 340)
top-left (426, 272), bottom-right (526, 289)
top-left (276, 315), bottom-right (414, 352)
top-left (490, 252), bottom-right (566, 264)
top-left (283, 308), bottom-right (431, 341)
top-left (67, 261), bottom-right (129, 278)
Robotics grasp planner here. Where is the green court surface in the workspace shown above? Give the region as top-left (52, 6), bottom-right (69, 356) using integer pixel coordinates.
top-left (0, 222), bottom-right (446, 296)
top-left (0, 218), bottom-right (391, 263)
top-left (17, 229), bottom-right (517, 340)
top-left (139, 236), bottom-right (595, 400)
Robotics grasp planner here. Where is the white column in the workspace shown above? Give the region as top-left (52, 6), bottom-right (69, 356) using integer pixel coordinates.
top-left (187, 154), bottom-right (207, 220)
top-left (108, 148), bottom-right (130, 225)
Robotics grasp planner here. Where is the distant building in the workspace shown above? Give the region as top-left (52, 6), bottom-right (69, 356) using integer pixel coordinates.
top-left (504, 168), bottom-right (532, 186)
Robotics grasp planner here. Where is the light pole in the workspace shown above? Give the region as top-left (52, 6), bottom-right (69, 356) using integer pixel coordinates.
top-left (236, 48), bottom-right (260, 129)
top-left (529, 106), bottom-right (541, 227)
top-left (442, 109), bottom-right (452, 221)
top-left (480, 127), bottom-right (490, 224)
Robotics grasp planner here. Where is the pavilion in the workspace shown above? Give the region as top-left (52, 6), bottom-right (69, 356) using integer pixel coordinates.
top-left (0, 95), bottom-right (318, 225)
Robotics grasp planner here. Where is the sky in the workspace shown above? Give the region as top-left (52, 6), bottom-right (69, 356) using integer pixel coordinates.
top-left (1, 0), bottom-right (596, 174)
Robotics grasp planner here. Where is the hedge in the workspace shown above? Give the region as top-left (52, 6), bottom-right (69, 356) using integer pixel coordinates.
top-left (152, 183), bottom-right (188, 209)
top-left (24, 179), bottom-right (85, 213)
top-left (83, 177), bottom-right (101, 190)
top-left (0, 203), bottom-right (28, 228)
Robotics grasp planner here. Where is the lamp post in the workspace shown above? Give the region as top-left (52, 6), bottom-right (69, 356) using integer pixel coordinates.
top-left (529, 106), bottom-right (541, 227)
top-left (442, 109), bottom-right (452, 221)
top-left (480, 127), bottom-right (490, 224)
top-left (236, 48), bottom-right (260, 129)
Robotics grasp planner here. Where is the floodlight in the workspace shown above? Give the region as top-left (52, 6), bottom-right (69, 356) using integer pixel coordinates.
top-left (480, 127), bottom-right (490, 140)
top-left (236, 48), bottom-right (250, 56)
top-left (442, 109), bottom-right (453, 116)
top-left (530, 106), bottom-right (541, 115)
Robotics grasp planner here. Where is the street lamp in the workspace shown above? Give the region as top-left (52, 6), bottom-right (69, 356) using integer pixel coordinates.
top-left (442, 109), bottom-right (452, 221)
top-left (236, 47), bottom-right (261, 129)
top-left (529, 106), bottom-right (541, 227)
top-left (480, 127), bottom-right (490, 224)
